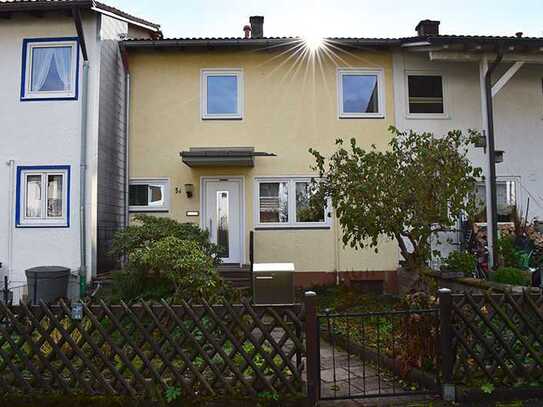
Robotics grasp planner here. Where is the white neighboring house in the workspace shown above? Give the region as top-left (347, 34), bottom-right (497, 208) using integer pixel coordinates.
top-left (393, 20), bottom-right (543, 264)
top-left (0, 0), bottom-right (160, 300)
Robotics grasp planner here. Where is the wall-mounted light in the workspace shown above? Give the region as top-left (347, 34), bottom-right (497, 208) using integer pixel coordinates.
top-left (495, 150), bottom-right (504, 164)
top-left (474, 134), bottom-right (486, 149)
top-left (185, 184), bottom-right (194, 198)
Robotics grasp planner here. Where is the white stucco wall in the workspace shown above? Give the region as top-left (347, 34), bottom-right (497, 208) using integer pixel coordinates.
top-left (393, 51), bottom-right (543, 261)
top-left (0, 12), bottom-right (101, 296)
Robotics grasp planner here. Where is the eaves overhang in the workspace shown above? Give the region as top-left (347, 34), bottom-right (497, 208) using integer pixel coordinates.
top-left (0, 0), bottom-right (161, 33)
top-left (121, 37), bottom-right (401, 51)
top-left (400, 35), bottom-right (543, 56)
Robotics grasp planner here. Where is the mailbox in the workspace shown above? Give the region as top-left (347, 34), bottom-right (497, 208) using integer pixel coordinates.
top-left (253, 263), bottom-right (295, 304)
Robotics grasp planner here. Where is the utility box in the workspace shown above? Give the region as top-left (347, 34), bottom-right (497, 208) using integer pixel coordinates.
top-left (253, 263), bottom-right (295, 304)
top-left (25, 266), bottom-right (71, 305)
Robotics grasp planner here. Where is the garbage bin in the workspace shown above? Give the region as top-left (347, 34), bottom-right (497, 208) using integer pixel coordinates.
top-left (25, 266), bottom-right (71, 305)
top-left (253, 263), bottom-right (295, 304)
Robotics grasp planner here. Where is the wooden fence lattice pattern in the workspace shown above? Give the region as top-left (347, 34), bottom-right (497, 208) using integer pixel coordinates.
top-left (0, 300), bottom-right (305, 397)
top-left (450, 292), bottom-right (543, 387)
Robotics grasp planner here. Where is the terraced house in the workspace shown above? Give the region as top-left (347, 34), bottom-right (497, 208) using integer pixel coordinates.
top-left (123, 16), bottom-right (543, 293)
top-left (392, 20), bottom-right (543, 265)
top-left (122, 17), bottom-right (401, 293)
top-left (3, 2), bottom-right (543, 298)
top-left (0, 0), bottom-right (160, 300)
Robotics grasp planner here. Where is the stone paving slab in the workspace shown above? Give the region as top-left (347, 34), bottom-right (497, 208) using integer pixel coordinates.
top-left (318, 338), bottom-right (435, 405)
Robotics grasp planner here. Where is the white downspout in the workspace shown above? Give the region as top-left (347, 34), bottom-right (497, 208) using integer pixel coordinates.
top-left (6, 160), bottom-right (15, 285)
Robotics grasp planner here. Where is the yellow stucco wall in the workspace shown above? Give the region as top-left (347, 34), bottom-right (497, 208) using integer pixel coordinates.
top-left (128, 47), bottom-right (399, 274)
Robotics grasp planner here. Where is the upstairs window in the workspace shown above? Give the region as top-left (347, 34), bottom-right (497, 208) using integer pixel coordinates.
top-left (21, 38), bottom-right (79, 101)
top-left (201, 69), bottom-right (243, 119)
top-left (16, 166), bottom-right (70, 227)
top-left (129, 178), bottom-right (170, 212)
top-left (255, 177), bottom-right (330, 228)
top-left (407, 73), bottom-right (445, 115)
top-left (338, 69), bottom-right (385, 118)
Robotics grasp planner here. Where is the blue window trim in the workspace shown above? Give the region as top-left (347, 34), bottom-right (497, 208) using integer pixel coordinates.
top-left (15, 165), bottom-right (71, 228)
top-left (20, 37), bottom-right (80, 102)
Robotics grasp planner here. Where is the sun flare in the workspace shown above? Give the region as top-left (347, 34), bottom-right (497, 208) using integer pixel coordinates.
top-left (303, 34), bottom-right (324, 53)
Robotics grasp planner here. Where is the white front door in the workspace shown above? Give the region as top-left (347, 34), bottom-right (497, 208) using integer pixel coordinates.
top-left (203, 179), bottom-right (242, 264)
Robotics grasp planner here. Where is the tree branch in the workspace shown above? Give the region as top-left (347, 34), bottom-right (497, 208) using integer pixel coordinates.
top-left (395, 232), bottom-right (410, 261)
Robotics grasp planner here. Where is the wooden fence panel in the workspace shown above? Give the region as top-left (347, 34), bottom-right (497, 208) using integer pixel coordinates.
top-left (450, 291), bottom-right (543, 388)
top-left (0, 299), bottom-right (305, 397)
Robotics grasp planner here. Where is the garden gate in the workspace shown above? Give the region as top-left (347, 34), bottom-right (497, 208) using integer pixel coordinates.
top-left (304, 292), bottom-right (441, 402)
top-left (304, 289), bottom-right (543, 405)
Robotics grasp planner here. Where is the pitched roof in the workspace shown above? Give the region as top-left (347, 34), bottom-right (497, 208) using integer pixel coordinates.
top-left (122, 33), bottom-right (543, 53)
top-left (122, 36), bottom-right (401, 50)
top-left (0, 0), bottom-right (161, 31)
top-left (402, 34), bottom-right (543, 47)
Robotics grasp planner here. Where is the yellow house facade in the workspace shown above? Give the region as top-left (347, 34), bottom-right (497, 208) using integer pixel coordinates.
top-left (123, 30), bottom-right (400, 292)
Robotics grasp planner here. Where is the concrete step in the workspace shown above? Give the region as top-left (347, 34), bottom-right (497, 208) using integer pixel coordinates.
top-left (217, 264), bottom-right (251, 289)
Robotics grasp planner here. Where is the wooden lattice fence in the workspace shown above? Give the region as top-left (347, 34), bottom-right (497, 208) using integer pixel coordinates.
top-left (449, 291), bottom-right (543, 387)
top-left (0, 300), bottom-right (305, 397)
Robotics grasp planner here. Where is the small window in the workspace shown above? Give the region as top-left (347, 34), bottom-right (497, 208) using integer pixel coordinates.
top-left (16, 166), bottom-right (70, 227)
top-left (338, 69), bottom-right (385, 118)
top-left (407, 74), bottom-right (444, 115)
top-left (255, 177), bottom-right (330, 228)
top-left (259, 181), bottom-right (289, 223)
top-left (201, 69), bottom-right (243, 119)
top-left (129, 178), bottom-right (170, 212)
top-left (295, 181), bottom-right (325, 223)
top-left (474, 180), bottom-right (518, 223)
top-left (21, 38), bottom-right (79, 101)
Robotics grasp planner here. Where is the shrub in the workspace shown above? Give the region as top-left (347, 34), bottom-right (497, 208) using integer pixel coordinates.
top-left (109, 216), bottom-right (235, 303)
top-left (110, 270), bottom-right (173, 303)
top-left (444, 251), bottom-right (477, 275)
top-left (110, 215), bottom-right (221, 264)
top-left (130, 237), bottom-right (229, 303)
top-left (496, 235), bottom-right (522, 268)
top-left (492, 267), bottom-right (530, 286)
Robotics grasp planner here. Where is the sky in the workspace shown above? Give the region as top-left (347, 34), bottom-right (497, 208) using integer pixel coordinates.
top-left (107, 0), bottom-right (543, 39)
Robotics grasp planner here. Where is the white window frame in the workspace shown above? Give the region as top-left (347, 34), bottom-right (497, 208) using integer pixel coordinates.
top-left (474, 177), bottom-right (520, 226)
top-left (19, 168), bottom-right (69, 227)
top-left (254, 176), bottom-right (331, 229)
top-left (337, 68), bottom-right (386, 119)
top-left (23, 39), bottom-right (78, 100)
top-left (405, 70), bottom-right (449, 119)
top-left (129, 178), bottom-right (170, 212)
top-left (201, 68), bottom-right (244, 120)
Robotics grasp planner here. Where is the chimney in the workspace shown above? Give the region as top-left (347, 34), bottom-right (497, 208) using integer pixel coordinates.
top-left (249, 16), bottom-right (264, 39)
top-left (243, 24), bottom-right (251, 39)
top-left (415, 19), bottom-right (440, 36)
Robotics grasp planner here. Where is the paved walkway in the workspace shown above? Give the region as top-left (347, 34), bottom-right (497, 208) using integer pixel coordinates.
top-left (318, 339), bottom-right (439, 406)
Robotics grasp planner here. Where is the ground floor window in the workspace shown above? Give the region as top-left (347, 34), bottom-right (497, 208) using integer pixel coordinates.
top-left (474, 179), bottom-right (518, 223)
top-left (129, 178), bottom-right (170, 212)
top-left (16, 166), bottom-right (70, 227)
top-left (255, 177), bottom-right (330, 228)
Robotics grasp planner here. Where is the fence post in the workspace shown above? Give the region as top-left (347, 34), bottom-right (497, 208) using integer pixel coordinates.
top-left (439, 288), bottom-right (455, 401)
top-left (304, 291), bottom-right (319, 406)
top-left (3, 276), bottom-right (8, 305)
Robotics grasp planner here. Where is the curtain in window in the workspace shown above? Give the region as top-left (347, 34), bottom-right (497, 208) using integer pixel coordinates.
top-left (26, 175), bottom-right (42, 218)
top-left (54, 46), bottom-right (72, 90)
top-left (47, 175), bottom-right (63, 217)
top-left (31, 46), bottom-right (72, 92)
top-left (31, 48), bottom-right (55, 92)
